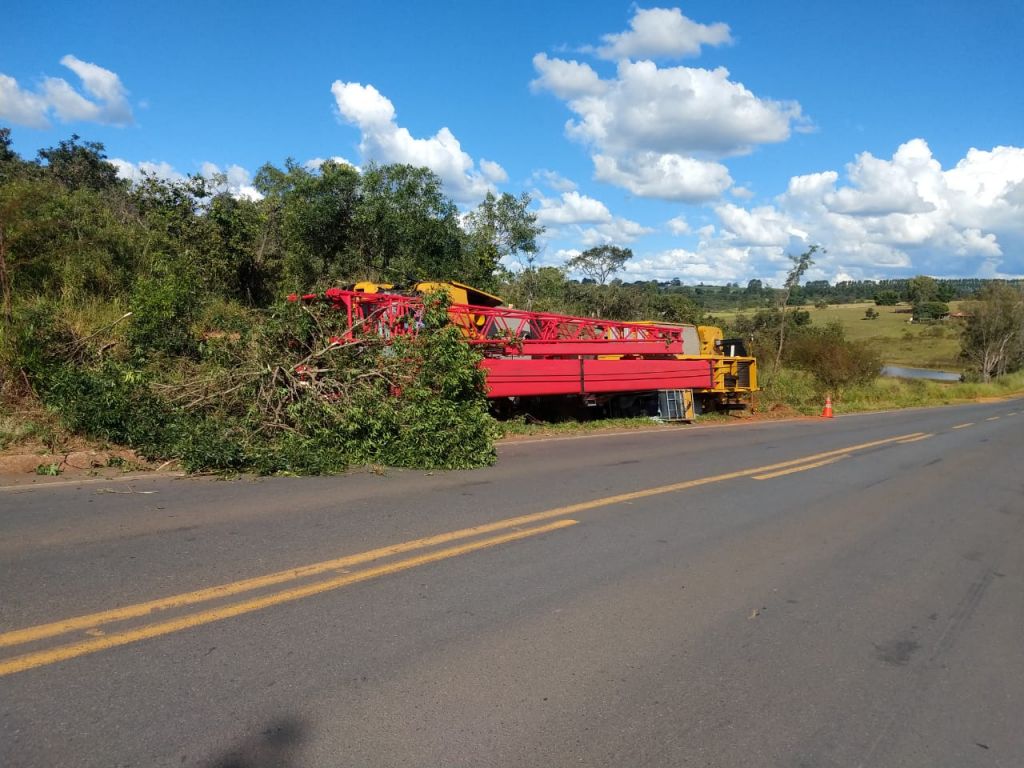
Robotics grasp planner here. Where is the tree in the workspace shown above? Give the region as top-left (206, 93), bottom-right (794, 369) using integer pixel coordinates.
top-left (349, 163), bottom-right (463, 284)
top-left (960, 282), bottom-right (1024, 381)
top-left (874, 290), bottom-right (899, 306)
top-left (463, 191), bottom-right (543, 290)
top-left (864, 307), bottom-right (879, 320)
top-left (913, 300), bottom-right (949, 322)
top-left (773, 245), bottom-right (819, 375)
top-left (37, 135), bottom-right (121, 192)
top-left (907, 274), bottom-right (938, 304)
top-left (566, 245), bottom-right (632, 286)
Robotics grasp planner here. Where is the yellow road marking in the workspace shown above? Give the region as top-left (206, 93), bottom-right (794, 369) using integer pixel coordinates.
top-left (752, 454), bottom-right (850, 480)
top-left (0, 430), bottom-right (925, 672)
top-left (951, 423), bottom-right (974, 430)
top-left (0, 520), bottom-right (578, 677)
top-left (986, 416), bottom-right (1001, 422)
top-left (897, 433), bottom-right (934, 444)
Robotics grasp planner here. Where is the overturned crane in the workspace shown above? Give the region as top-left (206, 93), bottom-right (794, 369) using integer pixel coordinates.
top-left (289, 281), bottom-right (757, 419)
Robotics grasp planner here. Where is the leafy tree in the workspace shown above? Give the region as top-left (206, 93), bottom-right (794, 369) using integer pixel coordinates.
top-left (864, 307), bottom-right (879, 320)
top-left (566, 245), bottom-right (632, 286)
top-left (463, 192), bottom-right (542, 290)
top-left (349, 163), bottom-right (463, 284)
top-left (874, 290), bottom-right (899, 306)
top-left (960, 282), bottom-right (1024, 381)
top-left (913, 300), bottom-right (949, 322)
top-left (37, 135), bottom-right (121, 192)
top-left (907, 274), bottom-right (938, 304)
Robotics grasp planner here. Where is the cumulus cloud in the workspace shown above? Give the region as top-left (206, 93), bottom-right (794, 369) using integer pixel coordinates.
top-left (331, 80), bottom-right (498, 202)
top-left (536, 190), bottom-right (612, 225)
top-left (595, 7), bottom-right (732, 60)
top-left (579, 217), bottom-right (654, 247)
top-left (534, 190), bottom-right (652, 248)
top-left (666, 215), bottom-right (691, 235)
top-left (530, 54), bottom-right (607, 99)
top-left (0, 55), bottom-right (133, 128)
top-left (593, 152), bottom-right (732, 202)
top-left (479, 158), bottom-right (508, 183)
top-left (0, 75), bottom-right (50, 127)
top-left (649, 139), bottom-right (1024, 283)
top-left (532, 13), bottom-right (807, 202)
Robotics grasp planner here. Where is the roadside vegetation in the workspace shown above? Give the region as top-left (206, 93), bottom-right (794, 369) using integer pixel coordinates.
top-left (2, 131), bottom-right (1022, 473)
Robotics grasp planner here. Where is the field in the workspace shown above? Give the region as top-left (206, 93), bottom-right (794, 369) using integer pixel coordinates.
top-left (712, 301), bottom-right (965, 370)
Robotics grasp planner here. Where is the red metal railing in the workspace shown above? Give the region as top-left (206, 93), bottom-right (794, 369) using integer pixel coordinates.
top-left (290, 290), bottom-right (688, 357)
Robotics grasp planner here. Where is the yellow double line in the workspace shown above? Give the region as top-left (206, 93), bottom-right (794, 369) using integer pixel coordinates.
top-left (0, 431), bottom-right (924, 677)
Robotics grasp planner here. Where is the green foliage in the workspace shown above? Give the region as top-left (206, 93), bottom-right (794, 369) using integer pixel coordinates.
top-left (959, 282), bottom-right (1024, 381)
top-left (35, 463), bottom-right (62, 476)
top-left (566, 245), bottom-right (633, 286)
top-left (127, 268), bottom-right (200, 357)
top-left (864, 307), bottom-right (879, 320)
top-left (874, 290), bottom-right (900, 306)
top-left (783, 321), bottom-right (882, 392)
top-left (913, 300), bottom-right (949, 321)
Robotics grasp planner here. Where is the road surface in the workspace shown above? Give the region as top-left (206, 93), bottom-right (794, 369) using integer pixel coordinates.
top-left (2, 400), bottom-right (1023, 767)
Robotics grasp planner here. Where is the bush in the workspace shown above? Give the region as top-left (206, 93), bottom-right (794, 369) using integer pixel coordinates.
top-left (784, 321), bottom-right (882, 393)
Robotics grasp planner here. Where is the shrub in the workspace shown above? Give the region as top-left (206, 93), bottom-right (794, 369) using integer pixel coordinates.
top-left (785, 322), bottom-right (882, 393)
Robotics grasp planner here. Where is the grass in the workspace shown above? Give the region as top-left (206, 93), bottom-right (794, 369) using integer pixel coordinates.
top-left (757, 367), bottom-right (1024, 416)
top-left (715, 301), bottom-right (965, 370)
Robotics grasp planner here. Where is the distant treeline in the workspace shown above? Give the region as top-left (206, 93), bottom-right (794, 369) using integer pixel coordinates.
top-left (584, 277), bottom-right (1024, 312)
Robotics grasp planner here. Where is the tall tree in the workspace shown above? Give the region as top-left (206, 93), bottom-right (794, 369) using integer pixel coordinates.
top-left (350, 163), bottom-right (463, 284)
top-left (960, 282), bottom-right (1024, 381)
top-left (566, 245), bottom-right (632, 286)
top-left (463, 191), bottom-right (542, 290)
top-left (774, 245), bottom-right (819, 375)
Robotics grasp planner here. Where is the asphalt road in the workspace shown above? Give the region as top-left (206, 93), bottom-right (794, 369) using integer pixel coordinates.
top-left (2, 400), bottom-right (1023, 767)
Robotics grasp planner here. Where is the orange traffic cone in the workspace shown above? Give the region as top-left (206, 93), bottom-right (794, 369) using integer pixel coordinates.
top-left (821, 395), bottom-right (834, 419)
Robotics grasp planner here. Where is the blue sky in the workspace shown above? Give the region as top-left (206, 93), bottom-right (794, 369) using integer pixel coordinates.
top-left (3, 1), bottom-right (1023, 285)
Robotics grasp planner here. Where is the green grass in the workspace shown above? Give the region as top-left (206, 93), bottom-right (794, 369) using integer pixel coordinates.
top-left (757, 367), bottom-right (1024, 416)
top-left (718, 302), bottom-right (965, 370)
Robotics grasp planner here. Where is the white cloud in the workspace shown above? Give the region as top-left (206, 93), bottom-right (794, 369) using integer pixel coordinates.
top-left (666, 215), bottom-right (690, 235)
top-left (579, 217), bottom-right (654, 246)
top-left (561, 60), bottom-right (805, 157)
top-left (0, 55), bottom-right (133, 128)
top-left (593, 151), bottom-right (732, 202)
top-left (0, 75), bottom-right (50, 127)
top-left (595, 7), bottom-right (732, 61)
top-left (532, 30), bottom-right (807, 202)
top-left (331, 80), bottom-right (498, 202)
top-left (533, 190), bottom-right (652, 246)
top-left (530, 54), bottom-right (606, 99)
top-left (479, 158), bottom-right (508, 183)
top-left (536, 190), bottom-right (612, 225)
top-left (730, 185), bottom-right (754, 200)
top-left (700, 139), bottom-right (1024, 281)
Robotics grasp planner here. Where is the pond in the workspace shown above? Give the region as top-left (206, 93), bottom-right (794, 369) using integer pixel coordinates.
top-left (881, 365), bottom-right (962, 382)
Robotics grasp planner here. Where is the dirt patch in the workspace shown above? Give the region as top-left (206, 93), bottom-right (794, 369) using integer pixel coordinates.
top-left (0, 446), bottom-right (170, 482)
